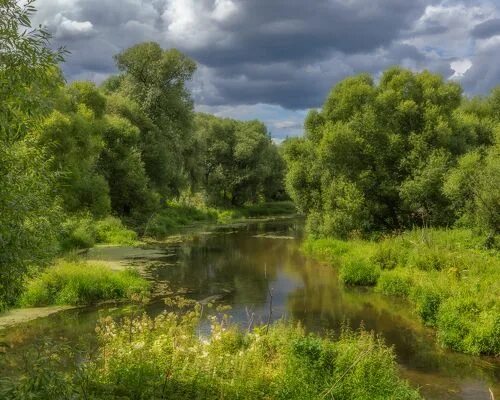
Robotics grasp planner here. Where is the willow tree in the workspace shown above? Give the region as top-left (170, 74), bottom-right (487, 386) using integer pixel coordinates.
top-left (0, 0), bottom-right (65, 309)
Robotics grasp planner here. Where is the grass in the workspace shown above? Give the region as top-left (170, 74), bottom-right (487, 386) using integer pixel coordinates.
top-left (18, 261), bottom-right (150, 307)
top-left (1, 301), bottom-right (421, 400)
top-left (60, 214), bottom-right (139, 250)
top-left (144, 201), bottom-right (296, 238)
top-left (303, 228), bottom-right (500, 355)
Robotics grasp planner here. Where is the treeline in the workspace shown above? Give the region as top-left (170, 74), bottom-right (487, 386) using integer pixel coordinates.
top-left (284, 68), bottom-right (499, 240)
top-left (0, 2), bottom-right (284, 309)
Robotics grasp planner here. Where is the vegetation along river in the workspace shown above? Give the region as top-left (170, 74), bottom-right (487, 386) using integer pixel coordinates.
top-left (1, 218), bottom-right (498, 399)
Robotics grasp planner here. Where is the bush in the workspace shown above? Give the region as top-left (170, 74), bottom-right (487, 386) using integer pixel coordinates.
top-left (19, 261), bottom-right (150, 306)
top-left (95, 216), bottom-right (137, 245)
top-left (340, 258), bottom-right (380, 286)
top-left (407, 247), bottom-right (450, 271)
top-left (376, 269), bottom-right (413, 297)
top-left (302, 237), bottom-right (350, 264)
top-left (370, 241), bottom-right (406, 270)
top-left (437, 294), bottom-right (500, 355)
top-left (59, 214), bottom-right (96, 250)
top-left (409, 283), bottom-right (443, 326)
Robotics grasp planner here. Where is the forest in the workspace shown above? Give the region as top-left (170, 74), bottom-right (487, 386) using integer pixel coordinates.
top-left (0, 1), bottom-right (499, 399)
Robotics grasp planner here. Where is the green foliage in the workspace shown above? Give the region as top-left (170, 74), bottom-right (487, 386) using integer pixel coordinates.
top-left (283, 67), bottom-right (499, 237)
top-left (19, 261), bottom-right (149, 306)
top-left (1, 307), bottom-right (421, 399)
top-left (144, 203), bottom-right (218, 237)
top-left (95, 217), bottom-right (138, 245)
top-left (60, 214), bottom-right (138, 249)
top-left (340, 258), bottom-right (380, 286)
top-left (0, 0), bottom-right (64, 310)
top-left (194, 113), bottom-right (286, 206)
top-left (60, 214), bottom-right (97, 250)
top-left (304, 228), bottom-right (500, 355)
top-left (375, 269), bottom-right (413, 297)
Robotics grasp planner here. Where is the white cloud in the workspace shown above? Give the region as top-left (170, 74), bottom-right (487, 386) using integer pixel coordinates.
top-left (450, 58), bottom-right (472, 78)
top-left (51, 13), bottom-right (95, 39)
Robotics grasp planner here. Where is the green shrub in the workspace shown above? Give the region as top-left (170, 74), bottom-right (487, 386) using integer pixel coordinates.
top-left (302, 237), bottom-right (350, 264)
top-left (376, 269), bottom-right (413, 297)
top-left (240, 201), bottom-right (296, 217)
top-left (407, 247), bottom-right (449, 271)
top-left (410, 283), bottom-right (443, 326)
top-left (59, 214), bottom-right (96, 250)
top-left (437, 294), bottom-right (500, 355)
top-left (19, 261), bottom-right (150, 306)
top-left (340, 258), bottom-right (380, 286)
top-left (95, 216), bottom-right (137, 245)
top-left (370, 242), bottom-right (406, 270)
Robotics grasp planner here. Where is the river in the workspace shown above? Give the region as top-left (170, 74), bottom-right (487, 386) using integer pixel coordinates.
top-left (1, 218), bottom-right (499, 399)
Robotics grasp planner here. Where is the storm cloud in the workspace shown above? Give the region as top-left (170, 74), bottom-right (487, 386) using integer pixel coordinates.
top-left (34, 0), bottom-right (500, 138)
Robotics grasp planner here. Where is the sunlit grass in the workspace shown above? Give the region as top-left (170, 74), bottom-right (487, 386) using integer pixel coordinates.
top-left (303, 228), bottom-right (500, 355)
top-left (19, 261), bottom-right (150, 307)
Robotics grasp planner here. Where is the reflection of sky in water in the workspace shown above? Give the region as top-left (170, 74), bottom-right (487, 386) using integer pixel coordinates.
top-left (1, 218), bottom-right (499, 400)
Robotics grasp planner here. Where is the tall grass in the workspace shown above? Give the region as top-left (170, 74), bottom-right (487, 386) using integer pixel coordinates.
top-left (303, 228), bottom-right (500, 355)
top-left (60, 214), bottom-right (138, 250)
top-left (19, 261), bottom-right (150, 307)
top-left (1, 302), bottom-right (421, 399)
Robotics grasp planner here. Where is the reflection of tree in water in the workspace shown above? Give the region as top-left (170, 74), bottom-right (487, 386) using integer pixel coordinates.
top-left (155, 221), bottom-right (298, 304)
top-left (284, 259), bottom-right (499, 387)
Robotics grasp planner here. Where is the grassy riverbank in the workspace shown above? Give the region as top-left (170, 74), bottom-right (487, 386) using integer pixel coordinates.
top-left (18, 261), bottom-right (150, 307)
top-left (143, 201), bottom-right (296, 237)
top-left (0, 302), bottom-right (421, 400)
top-left (303, 229), bottom-right (500, 356)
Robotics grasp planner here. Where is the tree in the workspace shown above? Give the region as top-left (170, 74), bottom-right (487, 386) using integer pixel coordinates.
top-left (283, 67), bottom-right (485, 238)
top-left (0, 0), bottom-right (65, 309)
top-left (106, 43), bottom-right (197, 197)
top-left (194, 114), bottom-right (286, 206)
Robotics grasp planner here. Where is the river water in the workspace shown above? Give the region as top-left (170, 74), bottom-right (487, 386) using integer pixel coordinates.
top-left (1, 218), bottom-right (499, 399)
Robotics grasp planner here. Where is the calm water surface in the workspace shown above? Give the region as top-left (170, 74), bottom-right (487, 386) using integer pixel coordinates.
top-left (1, 218), bottom-right (499, 399)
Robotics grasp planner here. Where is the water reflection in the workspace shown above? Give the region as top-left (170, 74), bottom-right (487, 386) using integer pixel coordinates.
top-left (0, 218), bottom-right (498, 399)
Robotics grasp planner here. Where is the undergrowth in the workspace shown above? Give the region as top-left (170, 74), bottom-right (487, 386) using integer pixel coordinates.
top-left (0, 300), bottom-right (421, 400)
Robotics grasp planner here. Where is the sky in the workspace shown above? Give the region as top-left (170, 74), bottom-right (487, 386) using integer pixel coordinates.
top-left (33, 0), bottom-right (500, 140)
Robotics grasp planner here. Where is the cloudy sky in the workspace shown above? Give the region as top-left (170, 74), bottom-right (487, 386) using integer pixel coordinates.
top-left (34, 0), bottom-right (500, 140)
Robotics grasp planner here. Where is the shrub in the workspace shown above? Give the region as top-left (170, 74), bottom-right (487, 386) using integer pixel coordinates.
top-left (407, 247), bottom-right (449, 271)
top-left (376, 269), bottom-right (413, 297)
top-left (302, 237), bottom-right (350, 264)
top-left (410, 283), bottom-right (443, 326)
top-left (59, 214), bottom-right (97, 250)
top-left (437, 294), bottom-right (500, 355)
top-left (19, 261), bottom-right (150, 306)
top-left (370, 242), bottom-right (406, 270)
top-left (95, 216), bottom-right (137, 245)
top-left (340, 258), bottom-right (380, 286)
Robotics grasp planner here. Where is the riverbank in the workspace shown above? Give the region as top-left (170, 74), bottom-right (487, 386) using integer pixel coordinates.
top-left (0, 299), bottom-right (421, 400)
top-left (0, 218), bottom-right (498, 399)
top-left (302, 228), bottom-right (500, 356)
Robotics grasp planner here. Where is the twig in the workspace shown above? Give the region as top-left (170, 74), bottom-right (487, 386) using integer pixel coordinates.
top-left (265, 286), bottom-right (273, 334)
top-left (320, 346), bottom-right (372, 399)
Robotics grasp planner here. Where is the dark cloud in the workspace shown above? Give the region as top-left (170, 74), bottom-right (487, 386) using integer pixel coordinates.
top-left (34, 0), bottom-right (500, 120)
top-left (471, 18), bottom-right (500, 38)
